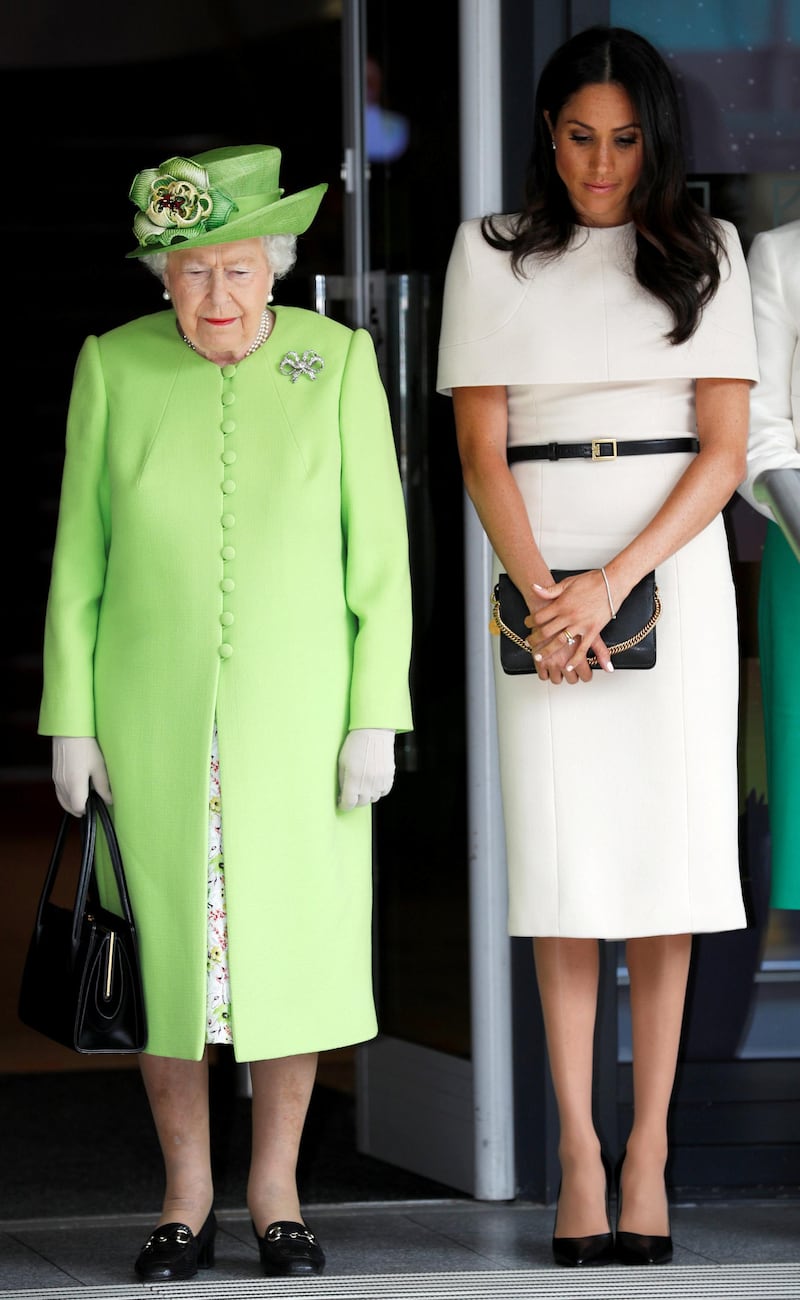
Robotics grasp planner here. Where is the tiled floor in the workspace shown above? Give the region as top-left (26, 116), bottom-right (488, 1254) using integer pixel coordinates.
top-left (4, 784), bottom-right (800, 1298)
top-left (4, 1059), bottom-right (800, 1295)
top-left (2, 1199), bottom-right (800, 1297)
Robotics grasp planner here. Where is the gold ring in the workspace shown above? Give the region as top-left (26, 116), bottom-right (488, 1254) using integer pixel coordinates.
top-left (564, 629), bottom-right (577, 646)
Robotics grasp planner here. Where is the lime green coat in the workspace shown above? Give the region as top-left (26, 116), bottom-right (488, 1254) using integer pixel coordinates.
top-left (39, 306), bottom-right (413, 1061)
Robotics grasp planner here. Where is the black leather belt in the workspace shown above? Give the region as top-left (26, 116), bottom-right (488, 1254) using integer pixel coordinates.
top-left (507, 437), bottom-right (699, 463)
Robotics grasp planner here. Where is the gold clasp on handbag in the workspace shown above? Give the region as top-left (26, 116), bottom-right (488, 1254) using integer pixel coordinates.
top-left (591, 439), bottom-right (617, 460)
top-left (104, 931), bottom-right (116, 1001)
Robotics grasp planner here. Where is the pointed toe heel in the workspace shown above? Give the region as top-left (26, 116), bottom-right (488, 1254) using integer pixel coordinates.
top-left (614, 1148), bottom-right (673, 1265)
top-left (134, 1209), bottom-right (217, 1280)
top-left (552, 1230), bottom-right (615, 1267)
top-left (615, 1230), bottom-right (673, 1265)
top-left (552, 1153), bottom-right (615, 1267)
top-left (252, 1219), bottom-right (325, 1277)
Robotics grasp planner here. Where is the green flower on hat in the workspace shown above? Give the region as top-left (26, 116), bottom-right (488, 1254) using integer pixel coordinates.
top-left (129, 156), bottom-right (237, 249)
top-left (126, 144), bottom-right (328, 258)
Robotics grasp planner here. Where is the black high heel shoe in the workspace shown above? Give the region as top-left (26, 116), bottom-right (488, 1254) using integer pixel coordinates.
top-left (134, 1208), bottom-right (216, 1280)
top-left (551, 1154), bottom-right (615, 1267)
top-left (252, 1219), bottom-right (326, 1276)
top-left (614, 1151), bottom-right (673, 1265)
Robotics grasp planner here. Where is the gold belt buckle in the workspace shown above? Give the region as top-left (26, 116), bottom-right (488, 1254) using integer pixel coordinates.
top-left (591, 438), bottom-right (617, 461)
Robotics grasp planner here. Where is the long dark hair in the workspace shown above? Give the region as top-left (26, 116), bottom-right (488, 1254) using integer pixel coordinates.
top-left (483, 25), bottom-right (723, 343)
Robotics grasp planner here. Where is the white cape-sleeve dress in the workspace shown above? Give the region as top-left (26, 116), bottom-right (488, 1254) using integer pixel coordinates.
top-left (438, 219), bottom-right (758, 938)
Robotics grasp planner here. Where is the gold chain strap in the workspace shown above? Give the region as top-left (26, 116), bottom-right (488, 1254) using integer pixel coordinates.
top-left (490, 586), bottom-right (661, 665)
top-left (490, 592), bottom-right (533, 653)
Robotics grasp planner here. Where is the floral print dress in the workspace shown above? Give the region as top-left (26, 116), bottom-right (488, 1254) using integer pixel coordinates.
top-left (206, 723), bottom-right (232, 1043)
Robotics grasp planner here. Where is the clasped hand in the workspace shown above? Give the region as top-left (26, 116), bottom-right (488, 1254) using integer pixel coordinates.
top-left (524, 570), bottom-right (614, 683)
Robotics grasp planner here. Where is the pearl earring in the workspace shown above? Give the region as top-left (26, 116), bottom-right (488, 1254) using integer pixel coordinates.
top-left (162, 289), bottom-right (171, 301)
top-left (551, 140), bottom-right (556, 151)
top-left (268, 292), bottom-right (274, 303)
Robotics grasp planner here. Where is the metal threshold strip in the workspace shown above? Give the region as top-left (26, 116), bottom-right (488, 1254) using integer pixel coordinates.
top-left (4, 1264), bottom-right (800, 1300)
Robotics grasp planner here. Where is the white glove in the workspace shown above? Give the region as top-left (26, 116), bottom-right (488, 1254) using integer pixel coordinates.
top-left (52, 736), bottom-right (113, 817)
top-left (337, 728), bottom-right (396, 811)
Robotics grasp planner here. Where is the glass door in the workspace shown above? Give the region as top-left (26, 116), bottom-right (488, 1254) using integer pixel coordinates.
top-left (333, 0), bottom-right (476, 1192)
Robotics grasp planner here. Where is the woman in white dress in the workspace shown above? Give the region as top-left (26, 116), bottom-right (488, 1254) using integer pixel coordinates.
top-left (737, 219), bottom-right (800, 911)
top-left (437, 26), bottom-right (758, 1267)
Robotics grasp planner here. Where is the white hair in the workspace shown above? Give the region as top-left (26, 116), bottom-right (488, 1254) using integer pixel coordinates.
top-left (142, 233), bottom-right (298, 283)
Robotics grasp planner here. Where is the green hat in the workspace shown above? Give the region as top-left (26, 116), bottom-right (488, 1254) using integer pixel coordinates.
top-left (126, 143), bottom-right (328, 258)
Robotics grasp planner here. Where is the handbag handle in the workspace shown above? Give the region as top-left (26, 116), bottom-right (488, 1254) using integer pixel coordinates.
top-left (34, 788), bottom-right (136, 960)
top-left (490, 584), bottom-right (661, 666)
top-left (583, 589), bottom-right (661, 666)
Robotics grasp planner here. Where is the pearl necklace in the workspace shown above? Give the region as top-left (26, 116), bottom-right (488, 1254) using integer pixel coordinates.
top-left (181, 309), bottom-right (273, 360)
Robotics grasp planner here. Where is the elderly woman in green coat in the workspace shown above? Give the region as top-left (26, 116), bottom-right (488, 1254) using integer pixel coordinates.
top-left (38, 144), bottom-right (413, 1282)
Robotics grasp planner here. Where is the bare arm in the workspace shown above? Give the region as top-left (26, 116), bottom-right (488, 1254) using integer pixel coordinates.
top-left (530, 377), bottom-right (751, 668)
top-left (453, 385), bottom-right (550, 593)
top-left (452, 385), bottom-right (599, 683)
top-left (596, 378), bottom-right (749, 599)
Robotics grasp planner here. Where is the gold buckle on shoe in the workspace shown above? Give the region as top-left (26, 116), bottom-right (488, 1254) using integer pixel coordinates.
top-left (591, 439), bottom-right (617, 461)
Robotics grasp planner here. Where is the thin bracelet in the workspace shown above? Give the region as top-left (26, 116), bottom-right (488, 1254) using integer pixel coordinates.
top-left (600, 566), bottom-right (617, 619)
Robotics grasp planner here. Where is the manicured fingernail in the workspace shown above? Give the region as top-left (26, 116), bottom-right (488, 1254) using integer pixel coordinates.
top-left (605, 662), bottom-right (614, 672)
top-left (532, 583), bottom-right (545, 591)
top-left (534, 653), bottom-right (543, 662)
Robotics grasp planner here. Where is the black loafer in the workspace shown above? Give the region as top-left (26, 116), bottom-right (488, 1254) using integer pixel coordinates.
top-left (253, 1219), bottom-right (325, 1276)
top-left (134, 1209), bottom-right (216, 1280)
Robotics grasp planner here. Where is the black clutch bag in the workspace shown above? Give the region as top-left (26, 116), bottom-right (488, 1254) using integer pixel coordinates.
top-left (18, 788), bottom-right (147, 1054)
top-left (491, 569), bottom-right (661, 675)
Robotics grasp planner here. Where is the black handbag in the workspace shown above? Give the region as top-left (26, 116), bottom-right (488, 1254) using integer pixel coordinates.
top-left (18, 788), bottom-right (147, 1054)
top-left (491, 569), bottom-right (661, 675)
